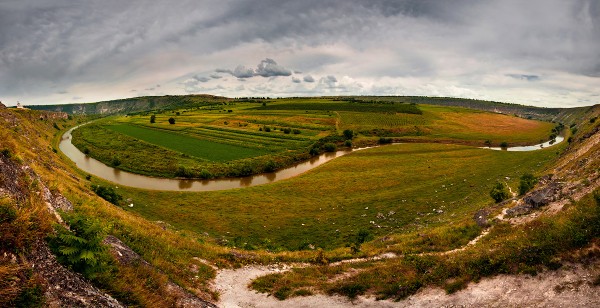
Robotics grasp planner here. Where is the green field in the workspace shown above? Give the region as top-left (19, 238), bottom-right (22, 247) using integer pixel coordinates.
top-left (115, 142), bottom-right (561, 251)
top-left (72, 99), bottom-right (557, 179)
top-left (105, 124), bottom-right (268, 162)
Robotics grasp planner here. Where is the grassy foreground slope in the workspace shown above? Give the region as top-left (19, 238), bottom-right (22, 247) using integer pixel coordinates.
top-left (117, 143), bottom-right (560, 251)
top-left (72, 98), bottom-right (556, 179)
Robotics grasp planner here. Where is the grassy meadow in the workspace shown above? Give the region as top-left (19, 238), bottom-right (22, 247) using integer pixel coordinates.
top-left (113, 142), bottom-right (562, 251)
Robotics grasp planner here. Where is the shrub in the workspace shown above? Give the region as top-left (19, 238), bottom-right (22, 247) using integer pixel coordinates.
top-left (53, 123), bottom-right (60, 130)
top-left (519, 173), bottom-right (537, 195)
top-left (91, 185), bottom-right (122, 205)
top-left (48, 215), bottom-right (114, 280)
top-left (111, 157), bottom-right (121, 167)
top-left (264, 126), bottom-right (271, 132)
top-left (379, 137), bottom-right (393, 144)
top-left (1, 148), bottom-right (12, 158)
top-left (500, 142), bottom-right (508, 148)
top-left (150, 115), bottom-right (156, 123)
top-left (343, 129), bottom-right (354, 140)
top-left (283, 128), bottom-right (291, 134)
top-left (309, 147), bottom-right (319, 156)
top-left (348, 229), bottom-right (373, 254)
top-left (490, 182), bottom-right (511, 202)
top-left (199, 169), bottom-right (213, 179)
top-left (323, 143), bottom-right (337, 152)
top-left (293, 129), bottom-right (301, 134)
top-left (83, 147), bottom-right (90, 155)
top-left (168, 117), bottom-right (175, 124)
top-left (264, 160), bottom-right (277, 173)
top-left (174, 166), bottom-right (194, 178)
top-left (344, 140), bottom-right (352, 147)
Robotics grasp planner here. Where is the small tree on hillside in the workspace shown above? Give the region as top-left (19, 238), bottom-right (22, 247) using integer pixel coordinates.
top-left (490, 182), bottom-right (511, 203)
top-left (168, 117), bottom-right (175, 124)
top-left (150, 115), bottom-right (156, 123)
top-left (518, 173), bottom-right (538, 195)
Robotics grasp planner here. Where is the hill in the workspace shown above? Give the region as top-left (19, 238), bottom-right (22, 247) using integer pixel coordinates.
top-left (27, 95), bottom-right (590, 125)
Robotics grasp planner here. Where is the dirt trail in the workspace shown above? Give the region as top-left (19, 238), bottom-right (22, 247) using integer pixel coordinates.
top-left (214, 260), bottom-right (600, 308)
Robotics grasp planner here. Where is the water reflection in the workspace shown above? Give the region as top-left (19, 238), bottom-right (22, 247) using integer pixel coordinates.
top-left (485, 136), bottom-right (564, 152)
top-left (178, 180), bottom-right (193, 189)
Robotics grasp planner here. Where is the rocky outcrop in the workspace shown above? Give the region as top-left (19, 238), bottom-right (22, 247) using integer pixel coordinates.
top-left (104, 235), bottom-right (217, 308)
top-left (28, 241), bottom-right (123, 308)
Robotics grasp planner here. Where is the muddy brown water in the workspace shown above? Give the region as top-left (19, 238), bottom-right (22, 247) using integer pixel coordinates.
top-left (59, 125), bottom-right (564, 192)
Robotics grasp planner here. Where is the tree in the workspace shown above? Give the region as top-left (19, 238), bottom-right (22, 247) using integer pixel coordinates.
top-left (323, 143), bottom-right (337, 152)
top-left (168, 117), bottom-right (175, 124)
top-left (490, 182), bottom-right (511, 202)
top-left (343, 129), bottom-right (354, 140)
top-left (500, 142), bottom-right (508, 148)
top-left (518, 173), bottom-right (537, 195)
top-left (150, 115), bottom-right (156, 123)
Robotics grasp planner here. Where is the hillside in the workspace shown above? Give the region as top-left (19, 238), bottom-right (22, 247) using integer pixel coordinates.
top-left (1, 100), bottom-right (599, 307)
top-left (26, 94), bottom-right (231, 115)
top-left (26, 95), bottom-right (589, 125)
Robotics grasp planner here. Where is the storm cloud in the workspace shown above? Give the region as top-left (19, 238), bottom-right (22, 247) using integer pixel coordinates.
top-left (0, 0), bottom-right (598, 107)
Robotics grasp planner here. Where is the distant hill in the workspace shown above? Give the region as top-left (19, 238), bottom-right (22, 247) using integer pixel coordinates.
top-left (27, 94), bottom-right (592, 125)
top-left (340, 96), bottom-right (592, 124)
top-left (26, 94), bottom-right (231, 115)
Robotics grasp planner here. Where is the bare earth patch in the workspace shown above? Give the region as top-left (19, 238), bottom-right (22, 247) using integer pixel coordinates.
top-left (215, 261), bottom-right (600, 308)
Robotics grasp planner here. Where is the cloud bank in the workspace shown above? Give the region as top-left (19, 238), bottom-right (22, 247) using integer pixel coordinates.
top-left (0, 0), bottom-right (598, 107)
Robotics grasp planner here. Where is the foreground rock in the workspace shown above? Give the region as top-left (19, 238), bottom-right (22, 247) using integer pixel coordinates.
top-left (28, 241), bottom-right (123, 308)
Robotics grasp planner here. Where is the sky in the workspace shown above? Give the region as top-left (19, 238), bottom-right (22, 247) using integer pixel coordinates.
top-left (0, 0), bottom-right (598, 108)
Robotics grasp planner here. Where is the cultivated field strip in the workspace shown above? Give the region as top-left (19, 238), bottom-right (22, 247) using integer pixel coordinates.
top-left (338, 111), bottom-right (429, 129)
top-left (128, 123), bottom-right (312, 151)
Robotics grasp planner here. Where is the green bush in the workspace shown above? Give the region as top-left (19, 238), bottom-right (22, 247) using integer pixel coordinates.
top-left (344, 140), bottom-right (352, 147)
top-left (168, 117), bottom-right (175, 124)
top-left (343, 129), bottom-right (354, 140)
top-left (264, 160), bottom-right (278, 173)
top-left (264, 126), bottom-right (271, 132)
top-left (150, 115), bottom-right (156, 123)
top-left (91, 185), bottom-right (123, 205)
top-left (379, 137), bottom-right (393, 144)
top-left (500, 142), bottom-right (509, 148)
top-left (111, 157), bottom-right (121, 167)
top-left (199, 169), bottom-right (213, 179)
top-left (283, 128), bottom-right (292, 134)
top-left (48, 215), bottom-right (114, 280)
top-left (323, 143), bottom-right (337, 152)
top-left (293, 129), bottom-right (301, 134)
top-left (518, 173), bottom-right (538, 195)
top-left (490, 182), bottom-right (511, 203)
top-left (309, 147), bottom-right (319, 156)
top-left (174, 166), bottom-right (194, 178)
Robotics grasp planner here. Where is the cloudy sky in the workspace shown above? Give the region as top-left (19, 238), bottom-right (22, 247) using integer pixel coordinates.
top-left (0, 0), bottom-right (598, 107)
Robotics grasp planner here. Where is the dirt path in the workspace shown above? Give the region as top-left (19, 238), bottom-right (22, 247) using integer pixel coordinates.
top-left (214, 261), bottom-right (600, 308)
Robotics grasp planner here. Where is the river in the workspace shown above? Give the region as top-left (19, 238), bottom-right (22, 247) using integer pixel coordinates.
top-left (59, 125), bottom-right (564, 192)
